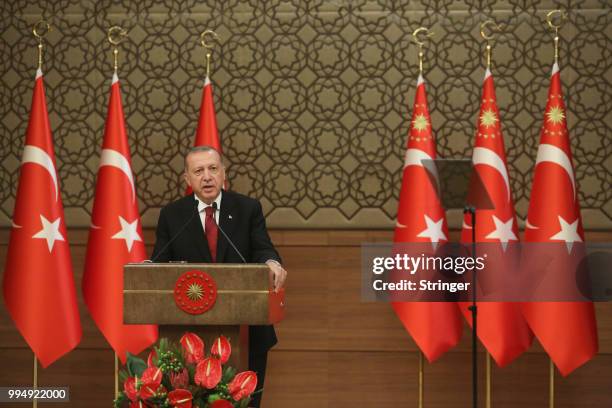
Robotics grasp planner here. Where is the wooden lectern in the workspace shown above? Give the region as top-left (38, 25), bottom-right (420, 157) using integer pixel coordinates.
top-left (123, 263), bottom-right (285, 370)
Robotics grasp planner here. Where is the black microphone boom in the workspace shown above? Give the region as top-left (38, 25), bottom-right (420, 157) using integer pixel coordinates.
top-left (212, 202), bottom-right (247, 264)
top-left (147, 199), bottom-right (199, 263)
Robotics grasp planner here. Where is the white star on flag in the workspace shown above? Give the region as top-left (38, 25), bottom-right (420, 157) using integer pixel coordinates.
top-left (549, 215), bottom-right (582, 253)
top-left (32, 214), bottom-right (65, 252)
top-left (485, 215), bottom-right (518, 251)
top-left (111, 216), bottom-right (142, 252)
top-left (417, 215), bottom-right (447, 249)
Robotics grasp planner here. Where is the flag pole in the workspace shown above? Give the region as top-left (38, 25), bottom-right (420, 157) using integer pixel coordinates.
top-left (200, 29), bottom-right (219, 79)
top-left (115, 353), bottom-right (119, 398)
top-left (33, 355), bottom-right (37, 408)
top-left (411, 29), bottom-right (433, 408)
top-left (486, 352), bottom-right (492, 408)
top-left (543, 14), bottom-right (564, 408)
top-left (107, 27), bottom-right (128, 401)
top-left (30, 22), bottom-right (50, 408)
top-left (549, 358), bottom-right (555, 408)
top-left (418, 351), bottom-right (424, 408)
top-left (463, 20), bottom-right (502, 408)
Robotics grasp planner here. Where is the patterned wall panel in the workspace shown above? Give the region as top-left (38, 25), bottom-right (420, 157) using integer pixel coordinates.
top-left (1, 0), bottom-right (610, 229)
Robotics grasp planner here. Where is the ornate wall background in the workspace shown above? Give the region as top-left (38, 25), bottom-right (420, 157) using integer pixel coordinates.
top-left (1, 0), bottom-right (610, 229)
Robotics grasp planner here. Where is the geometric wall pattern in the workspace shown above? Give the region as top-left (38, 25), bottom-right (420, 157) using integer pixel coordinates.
top-left (1, 1), bottom-right (610, 229)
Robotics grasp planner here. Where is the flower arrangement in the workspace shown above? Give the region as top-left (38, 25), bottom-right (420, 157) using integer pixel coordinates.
top-left (114, 333), bottom-right (257, 408)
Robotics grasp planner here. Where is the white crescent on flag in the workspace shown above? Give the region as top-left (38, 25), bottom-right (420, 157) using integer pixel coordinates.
top-left (472, 147), bottom-right (511, 202)
top-left (99, 148), bottom-right (136, 203)
top-left (22, 145), bottom-right (59, 202)
top-left (404, 149), bottom-right (439, 192)
top-left (535, 143), bottom-right (576, 200)
top-left (462, 221), bottom-right (473, 230)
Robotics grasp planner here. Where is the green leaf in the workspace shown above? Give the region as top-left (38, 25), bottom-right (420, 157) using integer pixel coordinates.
top-left (158, 337), bottom-right (170, 353)
top-left (222, 366), bottom-right (237, 382)
top-left (192, 395), bottom-right (207, 407)
top-left (126, 352), bottom-right (147, 377)
top-left (113, 392), bottom-right (128, 408)
top-left (187, 363), bottom-right (196, 380)
top-left (118, 369), bottom-right (130, 383)
top-left (207, 393), bottom-right (222, 403)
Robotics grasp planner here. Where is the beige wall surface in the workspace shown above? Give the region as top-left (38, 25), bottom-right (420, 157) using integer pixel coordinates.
top-left (1, 1), bottom-right (610, 229)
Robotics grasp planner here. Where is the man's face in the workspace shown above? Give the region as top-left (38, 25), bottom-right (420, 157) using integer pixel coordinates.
top-left (184, 150), bottom-right (225, 204)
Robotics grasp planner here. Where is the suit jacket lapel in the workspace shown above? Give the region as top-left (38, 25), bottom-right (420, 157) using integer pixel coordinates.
top-left (186, 195), bottom-right (212, 262)
top-left (216, 191), bottom-right (236, 263)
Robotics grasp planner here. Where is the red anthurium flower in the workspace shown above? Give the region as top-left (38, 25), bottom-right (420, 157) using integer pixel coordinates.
top-left (168, 389), bottom-right (193, 408)
top-left (141, 367), bottom-right (162, 386)
top-left (138, 383), bottom-right (158, 400)
top-left (140, 367), bottom-right (163, 399)
top-left (130, 401), bottom-right (149, 408)
top-left (124, 377), bottom-right (138, 401)
top-left (141, 384), bottom-right (167, 401)
top-left (210, 400), bottom-right (234, 408)
top-left (228, 371), bottom-right (257, 401)
top-left (147, 349), bottom-right (157, 367)
top-left (194, 357), bottom-right (222, 389)
top-left (170, 368), bottom-right (190, 389)
top-left (210, 336), bottom-right (231, 364)
top-left (180, 332), bottom-right (205, 364)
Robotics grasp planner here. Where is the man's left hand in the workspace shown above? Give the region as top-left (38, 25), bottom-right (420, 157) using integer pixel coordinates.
top-left (266, 260), bottom-right (287, 293)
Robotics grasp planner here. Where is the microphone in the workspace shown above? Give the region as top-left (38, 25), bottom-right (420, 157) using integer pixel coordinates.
top-left (147, 199), bottom-right (199, 263)
top-left (212, 202), bottom-right (247, 264)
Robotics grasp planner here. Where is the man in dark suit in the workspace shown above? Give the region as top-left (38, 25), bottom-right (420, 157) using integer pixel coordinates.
top-left (152, 145), bottom-right (287, 408)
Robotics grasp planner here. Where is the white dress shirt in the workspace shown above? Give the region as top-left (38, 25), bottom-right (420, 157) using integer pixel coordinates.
top-left (194, 192), bottom-right (281, 267)
top-left (194, 193), bottom-right (221, 232)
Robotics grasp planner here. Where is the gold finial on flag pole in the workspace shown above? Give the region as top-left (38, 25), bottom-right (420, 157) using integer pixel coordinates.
top-left (546, 10), bottom-right (567, 65)
top-left (32, 20), bottom-right (51, 70)
top-left (412, 27), bottom-right (434, 74)
top-left (480, 20), bottom-right (502, 68)
top-left (108, 26), bottom-right (128, 73)
top-left (200, 30), bottom-right (219, 78)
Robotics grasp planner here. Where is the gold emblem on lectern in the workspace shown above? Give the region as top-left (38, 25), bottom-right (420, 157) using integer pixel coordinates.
top-left (187, 283), bottom-right (204, 301)
top-left (174, 270), bottom-right (218, 315)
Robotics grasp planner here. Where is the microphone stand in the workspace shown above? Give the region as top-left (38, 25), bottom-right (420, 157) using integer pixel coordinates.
top-left (212, 202), bottom-right (247, 264)
top-left (464, 205), bottom-right (477, 408)
top-left (147, 199), bottom-right (199, 263)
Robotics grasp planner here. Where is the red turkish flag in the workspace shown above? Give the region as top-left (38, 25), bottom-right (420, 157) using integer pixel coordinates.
top-left (3, 69), bottom-right (82, 367)
top-left (186, 77), bottom-right (224, 194)
top-left (459, 69), bottom-right (533, 367)
top-left (521, 63), bottom-right (597, 375)
top-left (194, 77), bottom-right (221, 151)
top-left (82, 73), bottom-right (158, 362)
top-left (391, 75), bottom-right (463, 362)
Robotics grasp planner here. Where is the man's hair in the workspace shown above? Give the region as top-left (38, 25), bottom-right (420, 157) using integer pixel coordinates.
top-left (184, 145), bottom-right (224, 171)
